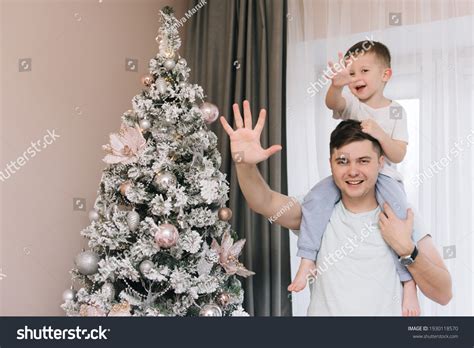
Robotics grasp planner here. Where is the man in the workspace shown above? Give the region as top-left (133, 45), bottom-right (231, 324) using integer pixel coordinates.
top-left (219, 101), bottom-right (452, 315)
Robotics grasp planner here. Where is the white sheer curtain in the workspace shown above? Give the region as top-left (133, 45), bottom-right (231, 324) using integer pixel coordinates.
top-left (287, 0), bottom-right (474, 316)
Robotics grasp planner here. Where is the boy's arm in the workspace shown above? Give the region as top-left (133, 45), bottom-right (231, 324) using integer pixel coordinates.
top-left (361, 119), bottom-right (407, 163)
top-left (325, 85), bottom-right (346, 115)
top-left (378, 135), bottom-right (407, 164)
top-left (235, 163), bottom-right (302, 230)
top-left (220, 101), bottom-right (303, 231)
top-left (325, 52), bottom-right (357, 116)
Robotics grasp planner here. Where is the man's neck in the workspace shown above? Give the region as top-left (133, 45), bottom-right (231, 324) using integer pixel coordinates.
top-left (341, 193), bottom-right (378, 214)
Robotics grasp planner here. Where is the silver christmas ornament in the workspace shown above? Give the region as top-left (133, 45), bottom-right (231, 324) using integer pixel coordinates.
top-left (156, 78), bottom-right (168, 94)
top-left (164, 59), bottom-right (176, 71)
top-left (88, 210), bottom-right (100, 222)
top-left (177, 58), bottom-right (187, 66)
top-left (200, 102), bottom-right (219, 124)
top-left (153, 171), bottom-right (176, 191)
top-left (199, 303), bottom-right (223, 317)
top-left (62, 288), bottom-right (77, 302)
top-left (139, 260), bottom-right (154, 275)
top-left (75, 250), bottom-right (100, 275)
top-left (126, 210), bottom-right (140, 232)
top-left (154, 223), bottom-right (179, 248)
top-left (101, 282), bottom-right (116, 300)
top-left (139, 119), bottom-right (151, 131)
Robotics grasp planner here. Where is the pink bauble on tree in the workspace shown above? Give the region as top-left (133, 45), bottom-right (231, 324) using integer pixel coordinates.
top-left (200, 102), bottom-right (219, 124)
top-left (154, 223), bottom-right (179, 248)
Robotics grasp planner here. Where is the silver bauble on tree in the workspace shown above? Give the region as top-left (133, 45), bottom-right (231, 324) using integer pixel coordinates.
top-left (62, 288), bottom-right (77, 302)
top-left (199, 303), bottom-right (223, 317)
top-left (139, 119), bottom-right (151, 131)
top-left (154, 223), bottom-right (179, 248)
top-left (164, 59), bottom-right (176, 71)
top-left (177, 58), bottom-right (187, 66)
top-left (156, 78), bottom-right (168, 94)
top-left (200, 102), bottom-right (219, 124)
top-left (139, 260), bottom-right (154, 275)
top-left (75, 250), bottom-right (100, 275)
top-left (101, 282), bottom-right (116, 300)
top-left (153, 171), bottom-right (176, 191)
top-left (126, 210), bottom-right (140, 231)
top-left (88, 210), bottom-right (100, 222)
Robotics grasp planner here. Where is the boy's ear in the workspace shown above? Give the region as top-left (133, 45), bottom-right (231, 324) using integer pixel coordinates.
top-left (382, 68), bottom-right (392, 82)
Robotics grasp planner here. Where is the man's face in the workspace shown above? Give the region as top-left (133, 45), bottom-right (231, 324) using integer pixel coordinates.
top-left (347, 52), bottom-right (391, 102)
top-left (330, 140), bottom-right (384, 200)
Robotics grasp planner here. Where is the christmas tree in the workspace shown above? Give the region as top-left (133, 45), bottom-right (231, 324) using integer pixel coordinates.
top-left (61, 7), bottom-right (254, 317)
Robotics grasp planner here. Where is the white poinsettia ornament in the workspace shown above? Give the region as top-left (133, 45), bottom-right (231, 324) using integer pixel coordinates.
top-left (102, 124), bottom-right (146, 165)
top-left (211, 231), bottom-right (255, 277)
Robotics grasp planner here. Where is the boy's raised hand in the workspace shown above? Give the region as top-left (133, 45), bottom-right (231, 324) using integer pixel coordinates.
top-left (219, 100), bottom-right (282, 164)
top-left (326, 52), bottom-right (357, 88)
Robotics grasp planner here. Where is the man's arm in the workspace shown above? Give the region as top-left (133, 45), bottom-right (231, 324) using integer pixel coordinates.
top-left (235, 163), bottom-right (302, 230)
top-left (407, 236), bottom-right (453, 305)
top-left (220, 101), bottom-right (302, 231)
top-left (379, 204), bottom-right (452, 305)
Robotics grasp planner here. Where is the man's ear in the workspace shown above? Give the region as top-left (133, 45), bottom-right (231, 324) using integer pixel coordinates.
top-left (378, 155), bottom-right (385, 170)
top-left (382, 68), bottom-right (392, 82)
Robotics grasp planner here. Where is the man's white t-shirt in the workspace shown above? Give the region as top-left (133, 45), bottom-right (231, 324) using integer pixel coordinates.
top-left (307, 201), bottom-right (426, 316)
top-left (333, 91), bottom-right (409, 181)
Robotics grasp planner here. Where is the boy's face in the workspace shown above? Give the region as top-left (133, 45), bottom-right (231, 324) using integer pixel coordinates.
top-left (346, 52), bottom-right (392, 101)
top-left (330, 140), bottom-right (384, 201)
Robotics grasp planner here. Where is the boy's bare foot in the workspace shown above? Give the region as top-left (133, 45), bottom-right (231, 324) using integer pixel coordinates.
top-left (402, 280), bottom-right (421, 316)
top-left (288, 259), bottom-right (316, 292)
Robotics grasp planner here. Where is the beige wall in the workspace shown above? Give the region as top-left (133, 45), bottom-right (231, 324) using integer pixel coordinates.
top-left (0, 0), bottom-right (189, 315)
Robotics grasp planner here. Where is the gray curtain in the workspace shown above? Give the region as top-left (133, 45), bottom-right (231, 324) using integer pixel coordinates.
top-left (184, 0), bottom-right (291, 316)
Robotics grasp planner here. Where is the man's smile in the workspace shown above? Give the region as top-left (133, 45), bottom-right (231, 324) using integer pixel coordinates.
top-left (345, 179), bottom-right (365, 186)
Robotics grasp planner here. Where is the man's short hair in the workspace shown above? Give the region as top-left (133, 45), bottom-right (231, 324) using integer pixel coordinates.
top-left (330, 120), bottom-right (383, 157)
top-left (345, 41), bottom-right (391, 68)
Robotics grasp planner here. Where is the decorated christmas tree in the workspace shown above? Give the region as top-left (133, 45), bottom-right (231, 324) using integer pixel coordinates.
top-left (61, 7), bottom-right (254, 317)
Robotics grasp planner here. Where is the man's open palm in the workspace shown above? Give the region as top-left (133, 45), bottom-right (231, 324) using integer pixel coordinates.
top-left (220, 100), bottom-right (282, 164)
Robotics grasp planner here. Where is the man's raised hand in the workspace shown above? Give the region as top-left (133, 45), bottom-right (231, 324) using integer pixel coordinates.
top-left (219, 100), bottom-right (282, 164)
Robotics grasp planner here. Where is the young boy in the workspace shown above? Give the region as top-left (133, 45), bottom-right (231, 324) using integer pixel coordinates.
top-left (288, 41), bottom-right (421, 316)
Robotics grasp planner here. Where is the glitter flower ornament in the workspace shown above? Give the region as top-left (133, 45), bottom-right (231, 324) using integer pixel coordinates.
top-left (211, 232), bottom-right (255, 277)
top-left (102, 124), bottom-right (146, 165)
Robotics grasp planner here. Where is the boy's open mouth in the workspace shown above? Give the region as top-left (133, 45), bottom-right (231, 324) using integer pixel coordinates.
top-left (355, 84), bottom-right (367, 92)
